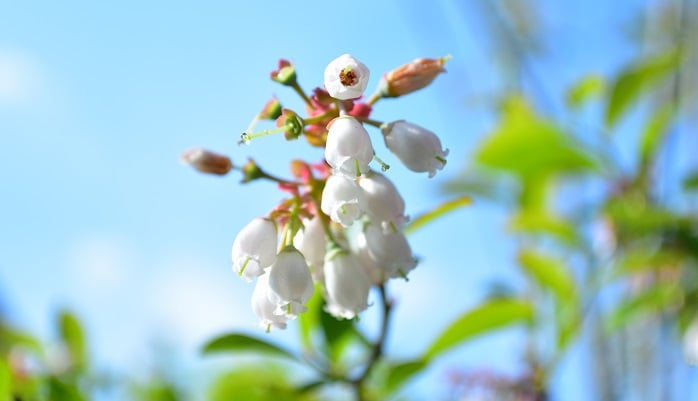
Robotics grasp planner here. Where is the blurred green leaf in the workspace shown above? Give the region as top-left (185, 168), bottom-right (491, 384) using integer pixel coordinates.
top-left (425, 298), bottom-right (534, 359)
top-left (606, 195), bottom-right (689, 237)
top-left (683, 171), bottom-right (698, 191)
top-left (476, 96), bottom-right (598, 178)
top-left (640, 104), bottom-right (675, 164)
top-left (406, 196), bottom-right (472, 235)
top-left (209, 365), bottom-right (316, 401)
top-left (613, 248), bottom-right (684, 278)
top-left (48, 376), bottom-right (87, 401)
top-left (0, 323), bottom-right (43, 356)
top-left (510, 210), bottom-right (578, 244)
top-left (319, 305), bottom-right (360, 361)
top-left (298, 287), bottom-right (323, 351)
top-left (605, 50), bottom-right (680, 127)
top-left (566, 74), bottom-right (605, 108)
top-left (202, 333), bottom-right (297, 361)
top-left (132, 379), bottom-right (181, 401)
top-left (0, 357), bottom-right (10, 401)
top-left (58, 311), bottom-right (87, 371)
top-left (519, 250), bottom-right (577, 300)
top-left (519, 250), bottom-right (580, 349)
top-left (607, 284), bottom-right (683, 331)
top-left (385, 358), bottom-right (429, 393)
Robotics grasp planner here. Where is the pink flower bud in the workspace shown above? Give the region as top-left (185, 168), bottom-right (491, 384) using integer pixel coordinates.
top-left (379, 56), bottom-right (449, 98)
top-left (270, 59), bottom-right (297, 86)
top-left (324, 54), bottom-right (370, 100)
top-left (232, 217), bottom-right (277, 281)
top-left (181, 148), bottom-right (233, 176)
top-left (325, 116), bottom-right (374, 178)
top-left (381, 120), bottom-right (449, 178)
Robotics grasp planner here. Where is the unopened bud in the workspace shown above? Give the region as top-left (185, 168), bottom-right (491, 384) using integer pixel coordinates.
top-left (181, 148), bottom-right (233, 176)
top-left (276, 109), bottom-right (304, 141)
top-left (241, 158), bottom-right (265, 183)
top-left (259, 98), bottom-right (283, 120)
top-left (270, 59), bottom-right (297, 86)
top-left (379, 56), bottom-right (450, 98)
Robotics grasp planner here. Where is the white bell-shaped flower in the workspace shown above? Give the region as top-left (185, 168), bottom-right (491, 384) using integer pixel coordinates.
top-left (325, 116), bottom-right (374, 178)
top-left (321, 173), bottom-right (367, 227)
top-left (323, 248), bottom-right (372, 319)
top-left (232, 217), bottom-right (277, 282)
top-left (251, 272), bottom-right (288, 331)
top-left (268, 246), bottom-right (314, 317)
top-left (358, 171), bottom-right (407, 233)
top-left (324, 54), bottom-right (370, 100)
top-left (381, 120), bottom-right (449, 178)
top-left (294, 216), bottom-right (327, 283)
top-left (355, 223), bottom-right (417, 283)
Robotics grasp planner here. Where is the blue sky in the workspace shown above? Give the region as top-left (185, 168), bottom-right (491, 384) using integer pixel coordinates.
top-left (0, 0), bottom-right (654, 399)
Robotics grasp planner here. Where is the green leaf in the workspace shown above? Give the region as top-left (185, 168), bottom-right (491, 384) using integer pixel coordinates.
top-left (425, 298), bottom-right (534, 359)
top-left (607, 284), bottom-right (683, 331)
top-left (683, 171), bottom-right (698, 191)
top-left (476, 96), bottom-right (597, 178)
top-left (385, 359), bottom-right (429, 392)
top-left (58, 311), bottom-right (87, 371)
top-left (510, 210), bottom-right (578, 245)
top-left (613, 248), bottom-right (684, 279)
top-left (518, 250), bottom-right (580, 349)
top-left (640, 104), bottom-right (675, 164)
top-left (605, 50), bottom-right (680, 127)
top-left (566, 74), bottom-right (605, 108)
top-left (202, 333), bottom-right (298, 361)
top-left (319, 306), bottom-right (360, 360)
top-left (405, 196), bottom-right (472, 235)
top-left (298, 286), bottom-right (323, 351)
top-left (0, 357), bottom-right (10, 401)
top-left (518, 250), bottom-right (576, 300)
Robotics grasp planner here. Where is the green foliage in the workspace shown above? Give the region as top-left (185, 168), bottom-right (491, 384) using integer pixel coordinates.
top-left (476, 96), bottom-right (598, 178)
top-left (208, 364), bottom-right (318, 401)
top-left (202, 333), bottom-right (298, 361)
top-left (58, 311), bottom-right (87, 372)
top-left (384, 359), bottom-right (428, 393)
top-left (607, 284), bottom-right (683, 331)
top-left (425, 298), bottom-right (534, 359)
top-left (566, 74), bottom-right (606, 108)
top-left (405, 196), bottom-right (472, 235)
top-left (605, 50), bottom-right (680, 127)
top-left (0, 357), bottom-right (10, 401)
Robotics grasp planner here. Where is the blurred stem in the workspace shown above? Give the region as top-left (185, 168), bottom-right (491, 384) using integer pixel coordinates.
top-left (353, 284), bottom-right (392, 401)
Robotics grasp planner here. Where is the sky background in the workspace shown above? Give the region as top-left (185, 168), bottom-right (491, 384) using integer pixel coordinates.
top-left (0, 0), bottom-right (661, 399)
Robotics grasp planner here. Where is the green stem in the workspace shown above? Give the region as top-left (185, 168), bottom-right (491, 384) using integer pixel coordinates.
top-left (366, 91), bottom-right (382, 106)
top-left (291, 81), bottom-right (313, 108)
top-left (356, 116), bottom-right (384, 129)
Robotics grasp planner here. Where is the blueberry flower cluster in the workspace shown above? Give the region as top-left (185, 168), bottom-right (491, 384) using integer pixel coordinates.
top-left (183, 54), bottom-right (450, 331)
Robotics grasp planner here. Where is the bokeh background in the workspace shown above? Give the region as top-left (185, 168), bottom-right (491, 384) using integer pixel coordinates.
top-left (2, 0), bottom-right (697, 400)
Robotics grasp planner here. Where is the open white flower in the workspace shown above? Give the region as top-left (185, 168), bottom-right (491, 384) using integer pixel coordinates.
top-left (359, 171), bottom-right (407, 233)
top-left (325, 116), bottom-right (374, 179)
top-left (381, 120), bottom-right (449, 178)
top-left (251, 272), bottom-right (288, 331)
top-left (321, 173), bottom-right (367, 227)
top-left (232, 217), bottom-right (277, 281)
top-left (324, 54), bottom-right (370, 100)
top-left (355, 223), bottom-right (417, 283)
top-left (268, 246), bottom-right (314, 317)
top-left (294, 216), bottom-right (327, 282)
top-left (323, 248), bottom-right (372, 319)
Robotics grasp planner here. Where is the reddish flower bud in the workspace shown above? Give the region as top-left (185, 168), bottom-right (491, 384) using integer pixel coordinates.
top-left (181, 148), bottom-right (233, 176)
top-left (259, 98), bottom-right (282, 120)
top-left (379, 56), bottom-right (450, 98)
top-left (270, 59), bottom-right (297, 86)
